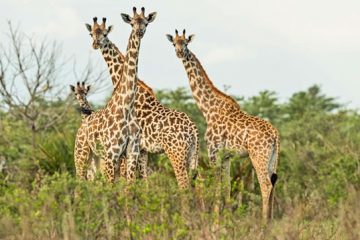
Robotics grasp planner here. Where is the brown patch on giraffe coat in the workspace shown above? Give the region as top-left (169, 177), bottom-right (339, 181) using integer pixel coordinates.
top-left (114, 64), bottom-right (120, 73)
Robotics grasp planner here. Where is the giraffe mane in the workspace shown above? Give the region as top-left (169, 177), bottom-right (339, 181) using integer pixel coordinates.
top-left (77, 106), bottom-right (93, 116)
top-left (137, 79), bottom-right (156, 96)
top-left (192, 53), bottom-right (241, 109)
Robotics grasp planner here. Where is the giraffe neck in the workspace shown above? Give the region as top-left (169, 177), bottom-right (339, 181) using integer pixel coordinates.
top-left (103, 31), bottom-right (141, 114)
top-left (181, 51), bottom-right (224, 119)
top-left (77, 98), bottom-right (92, 119)
top-left (100, 39), bottom-right (125, 86)
top-left (100, 38), bottom-right (161, 107)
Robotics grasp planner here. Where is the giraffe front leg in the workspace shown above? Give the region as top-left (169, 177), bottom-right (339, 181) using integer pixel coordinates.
top-left (86, 155), bottom-right (97, 181)
top-left (205, 127), bottom-right (223, 167)
top-left (208, 143), bottom-right (231, 202)
top-left (119, 155), bottom-right (127, 179)
top-left (104, 151), bottom-right (116, 183)
top-left (118, 151), bottom-right (146, 180)
top-left (206, 127), bottom-right (230, 191)
top-left (206, 134), bottom-right (232, 214)
top-left (126, 122), bottom-right (141, 182)
top-left (137, 150), bottom-right (148, 179)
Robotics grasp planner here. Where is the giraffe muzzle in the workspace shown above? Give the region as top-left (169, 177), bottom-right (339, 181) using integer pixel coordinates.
top-left (93, 41), bottom-right (100, 49)
top-left (176, 51), bottom-right (184, 58)
top-left (136, 30), bottom-right (145, 38)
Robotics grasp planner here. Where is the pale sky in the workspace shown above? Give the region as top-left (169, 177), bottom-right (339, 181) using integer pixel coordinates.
top-left (1, 0), bottom-right (360, 109)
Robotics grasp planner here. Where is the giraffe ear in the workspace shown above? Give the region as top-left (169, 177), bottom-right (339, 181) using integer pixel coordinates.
top-left (70, 85), bottom-right (75, 92)
top-left (121, 13), bottom-right (132, 24)
top-left (187, 34), bottom-right (195, 43)
top-left (85, 23), bottom-right (92, 32)
top-left (166, 34), bottom-right (173, 43)
top-left (146, 12), bottom-right (157, 23)
top-left (107, 25), bottom-right (114, 34)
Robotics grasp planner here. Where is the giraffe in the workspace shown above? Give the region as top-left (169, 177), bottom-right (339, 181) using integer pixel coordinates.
top-left (166, 30), bottom-right (280, 219)
top-left (70, 82), bottom-right (99, 180)
top-left (84, 15), bottom-right (199, 189)
top-left (74, 7), bottom-right (154, 183)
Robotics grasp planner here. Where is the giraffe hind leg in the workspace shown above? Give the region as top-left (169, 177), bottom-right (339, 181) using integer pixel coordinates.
top-left (249, 147), bottom-right (278, 220)
top-left (164, 146), bottom-right (189, 189)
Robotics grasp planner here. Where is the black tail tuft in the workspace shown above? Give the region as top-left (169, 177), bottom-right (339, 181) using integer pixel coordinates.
top-left (192, 171), bottom-right (198, 181)
top-left (190, 170), bottom-right (199, 188)
top-left (271, 173), bottom-right (278, 186)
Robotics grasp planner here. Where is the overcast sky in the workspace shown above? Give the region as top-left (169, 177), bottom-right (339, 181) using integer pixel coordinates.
top-left (1, 0), bottom-right (360, 109)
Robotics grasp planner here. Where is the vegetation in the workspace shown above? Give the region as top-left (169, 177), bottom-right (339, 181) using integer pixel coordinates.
top-left (0, 28), bottom-right (359, 239)
top-left (0, 84), bottom-right (359, 239)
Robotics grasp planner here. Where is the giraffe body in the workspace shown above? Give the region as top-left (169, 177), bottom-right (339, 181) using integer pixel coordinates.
top-left (121, 80), bottom-right (199, 188)
top-left (167, 30), bottom-right (279, 219)
top-left (70, 82), bottom-right (106, 180)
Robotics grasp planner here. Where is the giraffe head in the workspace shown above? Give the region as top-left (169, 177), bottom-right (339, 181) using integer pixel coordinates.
top-left (166, 29), bottom-right (195, 59)
top-left (85, 17), bottom-right (114, 49)
top-left (120, 7), bottom-right (157, 38)
top-left (70, 81), bottom-right (91, 105)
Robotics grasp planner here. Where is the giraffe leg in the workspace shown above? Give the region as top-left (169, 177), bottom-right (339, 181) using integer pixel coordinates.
top-left (207, 141), bottom-right (233, 216)
top-left (119, 155), bottom-right (127, 179)
top-left (137, 150), bottom-right (148, 179)
top-left (220, 151), bottom-right (232, 201)
top-left (207, 141), bottom-right (221, 167)
top-left (125, 121), bottom-right (141, 182)
top-left (86, 155), bottom-right (97, 181)
top-left (74, 137), bottom-right (91, 180)
top-left (103, 136), bottom-right (126, 183)
top-left (104, 152), bottom-right (117, 183)
top-left (120, 150), bottom-right (147, 179)
top-left (249, 151), bottom-right (275, 221)
top-left (207, 141), bottom-right (231, 195)
top-left (260, 177), bottom-right (273, 220)
top-left (164, 144), bottom-right (190, 189)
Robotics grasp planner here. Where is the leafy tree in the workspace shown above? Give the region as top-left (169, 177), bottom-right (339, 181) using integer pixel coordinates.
top-left (286, 85), bottom-right (340, 118)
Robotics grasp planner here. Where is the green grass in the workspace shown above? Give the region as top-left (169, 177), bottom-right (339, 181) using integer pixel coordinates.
top-left (0, 172), bottom-right (359, 239)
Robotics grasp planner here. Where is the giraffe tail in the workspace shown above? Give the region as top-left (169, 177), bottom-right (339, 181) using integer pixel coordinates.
top-left (268, 137), bottom-right (279, 219)
top-left (189, 125), bottom-right (200, 181)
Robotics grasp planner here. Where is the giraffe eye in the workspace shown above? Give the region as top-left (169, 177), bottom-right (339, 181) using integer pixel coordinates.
top-left (173, 43), bottom-right (175, 46)
top-left (89, 33), bottom-right (93, 36)
top-left (145, 23), bottom-right (148, 27)
top-left (104, 34), bottom-right (107, 37)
